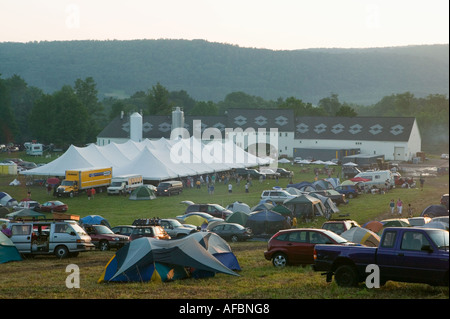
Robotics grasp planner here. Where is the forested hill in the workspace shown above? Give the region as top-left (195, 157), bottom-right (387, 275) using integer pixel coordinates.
top-left (0, 40), bottom-right (448, 105)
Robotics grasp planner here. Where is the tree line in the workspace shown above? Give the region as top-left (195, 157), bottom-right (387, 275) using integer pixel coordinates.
top-left (0, 74), bottom-right (448, 152)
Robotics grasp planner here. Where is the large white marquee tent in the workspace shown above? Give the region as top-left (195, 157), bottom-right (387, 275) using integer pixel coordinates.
top-left (21, 137), bottom-right (271, 181)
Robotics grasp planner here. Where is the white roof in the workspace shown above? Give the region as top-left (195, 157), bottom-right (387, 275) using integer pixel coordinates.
top-left (21, 137), bottom-right (271, 181)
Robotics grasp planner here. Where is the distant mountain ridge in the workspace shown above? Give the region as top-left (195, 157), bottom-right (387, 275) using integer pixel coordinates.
top-left (0, 40), bottom-right (448, 105)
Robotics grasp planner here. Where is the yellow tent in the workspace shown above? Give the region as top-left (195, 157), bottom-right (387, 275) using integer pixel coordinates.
top-left (184, 215), bottom-right (208, 226)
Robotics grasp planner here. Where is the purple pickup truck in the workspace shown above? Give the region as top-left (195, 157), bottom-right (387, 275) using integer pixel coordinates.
top-left (313, 227), bottom-right (449, 287)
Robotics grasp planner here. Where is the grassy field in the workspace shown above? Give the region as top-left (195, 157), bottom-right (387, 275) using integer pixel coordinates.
top-left (0, 152), bottom-right (449, 301)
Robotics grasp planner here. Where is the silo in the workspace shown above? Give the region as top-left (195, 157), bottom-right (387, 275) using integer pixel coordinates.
top-left (171, 107), bottom-right (185, 131)
top-left (130, 112), bottom-right (143, 142)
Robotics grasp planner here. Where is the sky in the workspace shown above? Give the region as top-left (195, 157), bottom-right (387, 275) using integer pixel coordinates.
top-left (0, 0), bottom-right (448, 50)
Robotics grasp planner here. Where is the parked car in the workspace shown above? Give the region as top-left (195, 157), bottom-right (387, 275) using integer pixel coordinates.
top-left (235, 168), bottom-right (265, 178)
top-left (159, 218), bottom-right (198, 238)
top-left (264, 228), bottom-right (348, 267)
top-left (176, 212), bottom-right (224, 225)
top-left (83, 224), bottom-right (130, 251)
top-left (276, 168), bottom-right (293, 177)
top-left (129, 225), bottom-right (170, 241)
top-left (259, 168), bottom-right (280, 179)
top-left (261, 189), bottom-right (298, 203)
top-left (13, 200), bottom-right (41, 211)
top-left (38, 200), bottom-right (68, 213)
top-left (184, 203), bottom-right (232, 219)
top-left (441, 154), bottom-right (449, 159)
top-left (210, 223), bottom-right (253, 242)
top-left (155, 180), bottom-right (183, 196)
top-left (321, 219), bottom-right (360, 235)
top-left (111, 225), bottom-right (136, 236)
top-left (408, 217), bottom-right (431, 227)
top-left (334, 185), bottom-right (359, 199)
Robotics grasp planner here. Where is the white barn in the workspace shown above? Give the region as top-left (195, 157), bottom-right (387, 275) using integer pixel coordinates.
top-left (97, 109), bottom-right (422, 162)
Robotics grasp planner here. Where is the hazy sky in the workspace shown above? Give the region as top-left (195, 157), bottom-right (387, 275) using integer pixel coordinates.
top-left (1, 0), bottom-right (448, 50)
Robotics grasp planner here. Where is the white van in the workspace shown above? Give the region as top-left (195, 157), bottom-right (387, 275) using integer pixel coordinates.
top-left (354, 170), bottom-right (395, 189)
top-left (107, 174), bottom-right (143, 195)
top-left (9, 220), bottom-right (94, 258)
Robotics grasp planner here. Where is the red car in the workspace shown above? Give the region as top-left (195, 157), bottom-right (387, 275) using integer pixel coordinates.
top-left (264, 228), bottom-right (348, 267)
top-left (39, 200), bottom-right (68, 213)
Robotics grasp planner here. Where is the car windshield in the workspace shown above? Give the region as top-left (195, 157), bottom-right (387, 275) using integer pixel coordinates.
top-left (170, 220), bottom-right (184, 227)
top-left (212, 204), bottom-right (226, 211)
top-left (94, 225), bottom-right (114, 234)
top-left (61, 180), bottom-right (74, 186)
top-left (71, 223), bottom-right (89, 236)
top-left (322, 230), bottom-right (348, 244)
top-left (427, 229), bottom-right (449, 250)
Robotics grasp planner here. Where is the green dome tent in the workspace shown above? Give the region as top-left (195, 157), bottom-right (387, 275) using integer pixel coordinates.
top-left (225, 211), bottom-right (249, 226)
top-left (0, 232), bottom-right (22, 264)
top-left (129, 186), bottom-right (156, 200)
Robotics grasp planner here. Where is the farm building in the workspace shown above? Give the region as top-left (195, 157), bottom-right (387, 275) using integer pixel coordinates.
top-left (97, 109), bottom-right (422, 162)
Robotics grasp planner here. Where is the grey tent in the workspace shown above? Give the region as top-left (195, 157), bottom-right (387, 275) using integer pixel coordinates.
top-left (129, 186), bottom-right (156, 200)
top-left (308, 192), bottom-right (339, 219)
top-left (226, 201), bottom-right (251, 214)
top-left (99, 236), bottom-right (238, 283)
top-left (283, 194), bottom-right (325, 219)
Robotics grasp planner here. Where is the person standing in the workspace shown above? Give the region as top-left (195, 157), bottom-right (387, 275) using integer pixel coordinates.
top-left (397, 198), bottom-right (403, 216)
top-left (419, 175), bottom-right (425, 191)
top-left (389, 199), bottom-right (395, 215)
top-left (228, 183), bottom-right (232, 193)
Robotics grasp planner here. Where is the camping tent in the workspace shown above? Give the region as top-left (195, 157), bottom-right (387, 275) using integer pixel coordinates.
top-left (308, 192), bottom-right (339, 219)
top-left (6, 208), bottom-right (46, 220)
top-left (363, 221), bottom-right (384, 233)
top-left (129, 186), bottom-right (156, 200)
top-left (245, 210), bottom-right (290, 236)
top-left (0, 192), bottom-right (17, 208)
top-left (225, 211), bottom-right (249, 226)
top-left (191, 232), bottom-right (241, 270)
top-left (283, 194), bottom-right (326, 218)
top-left (98, 236), bottom-right (238, 283)
top-left (381, 219), bottom-right (410, 228)
top-left (340, 227), bottom-right (380, 247)
top-left (79, 215), bottom-right (112, 228)
top-left (0, 232), bottom-right (22, 264)
top-left (226, 201), bottom-right (251, 214)
top-left (271, 204), bottom-right (293, 216)
top-left (421, 205), bottom-right (449, 217)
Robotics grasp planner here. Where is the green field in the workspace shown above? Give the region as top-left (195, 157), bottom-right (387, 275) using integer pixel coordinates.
top-left (0, 153), bottom-right (449, 300)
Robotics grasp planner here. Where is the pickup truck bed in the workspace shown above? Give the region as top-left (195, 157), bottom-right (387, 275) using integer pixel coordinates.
top-left (314, 227), bottom-right (449, 287)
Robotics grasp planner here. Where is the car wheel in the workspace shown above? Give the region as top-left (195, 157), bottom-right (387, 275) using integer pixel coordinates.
top-left (272, 253), bottom-right (287, 268)
top-left (334, 265), bottom-right (358, 287)
top-left (54, 245), bottom-right (69, 259)
top-left (231, 235), bottom-right (239, 242)
top-left (99, 240), bottom-right (110, 251)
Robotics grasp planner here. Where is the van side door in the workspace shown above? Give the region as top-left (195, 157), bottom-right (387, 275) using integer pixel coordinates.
top-left (50, 223), bottom-right (78, 252)
top-left (10, 224), bottom-right (32, 253)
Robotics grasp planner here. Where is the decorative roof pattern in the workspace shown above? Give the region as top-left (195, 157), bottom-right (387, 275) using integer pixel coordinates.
top-left (294, 116), bottom-right (415, 141)
top-left (98, 111), bottom-right (416, 143)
